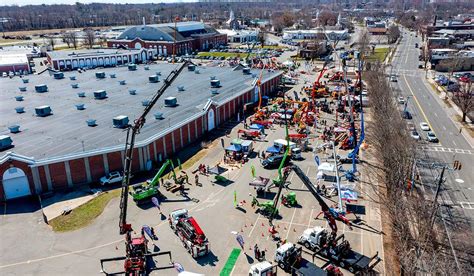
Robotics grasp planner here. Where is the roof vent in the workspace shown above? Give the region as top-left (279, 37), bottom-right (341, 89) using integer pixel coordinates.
top-left (156, 71), bottom-right (162, 76)
top-left (0, 135), bottom-right (13, 150)
top-left (128, 64), bottom-right (137, 71)
top-left (110, 73), bottom-right (116, 78)
top-left (164, 97), bottom-right (178, 107)
top-left (86, 119), bottom-right (97, 127)
top-left (15, 96), bottom-right (24, 101)
top-left (113, 115), bottom-right (129, 128)
top-left (77, 92), bottom-right (86, 97)
top-left (210, 76), bottom-right (216, 80)
top-left (94, 90), bottom-right (107, 99)
top-left (22, 78), bottom-right (29, 83)
top-left (195, 69), bottom-right (200, 74)
top-left (35, 84), bottom-right (48, 93)
top-left (75, 104), bottom-right (85, 110)
top-left (96, 72), bottom-right (106, 79)
top-left (210, 79), bottom-right (221, 88)
top-left (53, 72), bottom-right (64, 79)
top-left (129, 89), bottom-right (137, 95)
top-left (149, 75), bottom-right (160, 83)
top-left (177, 85), bottom-right (185, 91)
top-left (71, 83), bottom-right (79, 89)
top-left (69, 76), bottom-right (76, 80)
top-left (19, 86), bottom-right (27, 92)
top-left (211, 89), bottom-right (219, 95)
top-left (119, 80), bottom-right (126, 85)
top-left (154, 112), bottom-right (164, 120)
top-left (144, 66), bottom-right (150, 70)
top-left (35, 105), bottom-right (52, 117)
top-left (243, 67), bottom-right (251, 74)
top-left (15, 107), bottom-right (25, 113)
top-left (188, 64), bottom-right (196, 71)
top-left (8, 125), bottom-right (20, 134)
top-left (142, 100), bottom-right (150, 106)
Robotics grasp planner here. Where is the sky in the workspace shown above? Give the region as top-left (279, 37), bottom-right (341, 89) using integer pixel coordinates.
top-left (2, 0), bottom-right (197, 6)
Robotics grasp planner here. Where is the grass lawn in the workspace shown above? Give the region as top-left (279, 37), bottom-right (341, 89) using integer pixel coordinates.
top-left (49, 189), bottom-right (121, 232)
top-left (197, 52), bottom-right (256, 58)
top-left (366, 47), bottom-right (389, 62)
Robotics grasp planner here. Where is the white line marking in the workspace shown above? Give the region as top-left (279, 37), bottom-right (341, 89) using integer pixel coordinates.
top-left (434, 112), bottom-right (438, 118)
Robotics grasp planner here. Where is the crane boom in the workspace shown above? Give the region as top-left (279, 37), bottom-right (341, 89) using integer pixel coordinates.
top-left (119, 61), bottom-right (189, 235)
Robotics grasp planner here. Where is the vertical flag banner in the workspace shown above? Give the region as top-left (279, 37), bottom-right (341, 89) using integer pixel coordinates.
top-left (251, 165), bottom-right (256, 178)
top-left (234, 190), bottom-right (237, 207)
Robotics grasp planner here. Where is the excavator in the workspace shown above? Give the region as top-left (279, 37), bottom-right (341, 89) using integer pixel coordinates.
top-left (310, 62), bottom-right (330, 101)
top-left (100, 61), bottom-right (190, 275)
top-left (130, 159), bottom-right (174, 203)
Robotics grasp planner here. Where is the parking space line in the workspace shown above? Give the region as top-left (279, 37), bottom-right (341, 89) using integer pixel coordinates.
top-left (307, 209), bottom-right (314, 228)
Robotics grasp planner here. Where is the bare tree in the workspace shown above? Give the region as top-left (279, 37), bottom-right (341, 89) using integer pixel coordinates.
top-left (357, 29), bottom-right (371, 61)
top-left (83, 29), bottom-right (96, 49)
top-left (387, 25), bottom-right (400, 44)
top-left (452, 81), bottom-right (473, 123)
top-left (46, 36), bottom-right (55, 50)
top-left (63, 32), bottom-right (79, 50)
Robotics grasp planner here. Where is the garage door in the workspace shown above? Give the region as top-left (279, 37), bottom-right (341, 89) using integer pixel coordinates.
top-left (3, 167), bottom-right (31, 200)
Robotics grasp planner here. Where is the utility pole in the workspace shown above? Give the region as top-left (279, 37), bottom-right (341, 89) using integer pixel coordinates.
top-left (430, 166), bottom-right (445, 228)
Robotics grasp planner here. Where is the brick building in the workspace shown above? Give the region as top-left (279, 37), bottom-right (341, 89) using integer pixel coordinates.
top-left (0, 63), bottom-right (281, 200)
top-left (107, 21), bottom-right (227, 55)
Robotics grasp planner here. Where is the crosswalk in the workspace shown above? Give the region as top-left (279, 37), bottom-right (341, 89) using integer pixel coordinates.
top-left (421, 146), bottom-right (473, 155)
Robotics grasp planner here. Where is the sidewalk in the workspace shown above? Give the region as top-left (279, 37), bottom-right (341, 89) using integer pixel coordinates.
top-left (423, 73), bottom-right (474, 148)
top-left (40, 188), bottom-right (100, 221)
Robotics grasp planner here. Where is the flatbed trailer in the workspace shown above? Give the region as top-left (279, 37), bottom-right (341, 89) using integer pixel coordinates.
top-left (314, 234), bottom-right (381, 274)
top-left (291, 258), bottom-right (329, 276)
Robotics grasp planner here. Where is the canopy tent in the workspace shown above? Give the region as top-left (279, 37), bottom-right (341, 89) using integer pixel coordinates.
top-left (225, 144), bottom-right (242, 152)
top-left (340, 189), bottom-right (358, 201)
top-left (208, 165), bottom-right (228, 175)
top-left (282, 60), bottom-right (294, 67)
top-left (318, 162), bottom-right (335, 172)
top-left (334, 127), bottom-right (347, 133)
top-left (231, 138), bottom-right (243, 145)
top-left (266, 146), bottom-right (280, 153)
top-left (249, 124), bottom-right (264, 131)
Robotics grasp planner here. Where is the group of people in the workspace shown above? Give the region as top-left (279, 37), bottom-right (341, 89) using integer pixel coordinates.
top-left (253, 244), bottom-right (266, 261)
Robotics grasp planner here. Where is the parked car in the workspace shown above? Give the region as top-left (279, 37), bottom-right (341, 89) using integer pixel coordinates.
top-left (407, 122), bottom-right (415, 131)
top-left (426, 131), bottom-right (439, 143)
top-left (398, 96), bottom-right (405, 104)
top-left (410, 130), bottom-right (420, 140)
top-left (420, 122), bottom-right (430, 131)
top-left (402, 111), bottom-right (412, 119)
top-left (99, 171), bottom-right (124, 185)
top-left (390, 75), bottom-right (397, 82)
top-left (261, 155), bottom-right (289, 169)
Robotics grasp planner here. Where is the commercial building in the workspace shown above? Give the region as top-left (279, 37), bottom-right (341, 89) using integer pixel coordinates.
top-left (282, 29), bottom-right (348, 41)
top-left (46, 48), bottom-right (156, 71)
top-left (218, 29), bottom-right (259, 43)
top-left (107, 21), bottom-right (227, 55)
top-left (0, 46), bottom-right (42, 74)
top-left (0, 63), bottom-right (282, 200)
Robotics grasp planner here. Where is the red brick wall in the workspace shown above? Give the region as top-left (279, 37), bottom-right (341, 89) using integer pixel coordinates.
top-left (88, 155), bottom-right (105, 181)
top-left (164, 133), bottom-right (173, 156)
top-left (131, 148), bottom-right (140, 172)
top-left (38, 166), bottom-right (49, 192)
top-left (0, 160), bottom-right (35, 200)
top-left (173, 129), bottom-right (181, 152)
top-left (107, 152), bottom-right (123, 172)
top-left (69, 159), bottom-right (87, 185)
top-left (155, 138), bottom-right (164, 160)
top-left (49, 162), bottom-right (68, 189)
top-left (189, 121), bottom-right (196, 142)
top-left (182, 123), bottom-right (190, 146)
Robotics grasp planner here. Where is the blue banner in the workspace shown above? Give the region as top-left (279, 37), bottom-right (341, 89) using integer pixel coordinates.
top-left (314, 155), bottom-right (320, 166)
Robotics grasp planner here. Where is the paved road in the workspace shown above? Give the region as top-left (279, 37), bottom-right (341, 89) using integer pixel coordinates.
top-left (390, 28), bottom-right (474, 261)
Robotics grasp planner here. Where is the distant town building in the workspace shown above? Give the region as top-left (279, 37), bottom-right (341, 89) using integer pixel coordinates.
top-left (218, 29), bottom-right (259, 43)
top-left (107, 21), bottom-right (227, 55)
top-left (46, 48), bottom-right (155, 71)
top-left (282, 29), bottom-right (348, 41)
top-left (0, 46), bottom-right (41, 74)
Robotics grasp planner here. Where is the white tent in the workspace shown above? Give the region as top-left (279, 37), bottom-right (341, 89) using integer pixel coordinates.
top-left (318, 162), bottom-right (335, 172)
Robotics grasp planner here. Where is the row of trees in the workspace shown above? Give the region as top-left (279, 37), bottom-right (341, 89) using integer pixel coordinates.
top-left (46, 29), bottom-right (97, 50)
top-left (364, 63), bottom-right (469, 274)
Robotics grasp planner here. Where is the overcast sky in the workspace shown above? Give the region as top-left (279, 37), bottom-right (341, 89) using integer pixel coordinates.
top-left (2, 0), bottom-right (197, 6)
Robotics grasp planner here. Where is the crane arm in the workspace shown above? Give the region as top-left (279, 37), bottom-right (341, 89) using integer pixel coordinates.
top-left (119, 61), bottom-right (189, 235)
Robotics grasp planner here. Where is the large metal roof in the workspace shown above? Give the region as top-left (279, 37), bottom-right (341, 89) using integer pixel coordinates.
top-left (0, 62), bottom-right (281, 161)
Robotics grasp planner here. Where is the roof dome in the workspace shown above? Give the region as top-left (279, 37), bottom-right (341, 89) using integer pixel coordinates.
top-left (117, 25), bottom-right (175, 42)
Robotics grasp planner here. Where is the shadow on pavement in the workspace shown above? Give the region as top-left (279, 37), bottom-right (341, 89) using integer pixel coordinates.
top-left (2, 197), bottom-right (41, 215)
top-left (196, 251), bottom-right (219, 267)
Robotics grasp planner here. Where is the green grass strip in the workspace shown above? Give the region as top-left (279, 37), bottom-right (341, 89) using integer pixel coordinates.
top-left (220, 248), bottom-right (242, 276)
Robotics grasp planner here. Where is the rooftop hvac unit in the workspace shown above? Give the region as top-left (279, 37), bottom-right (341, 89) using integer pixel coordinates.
top-left (15, 96), bottom-right (24, 101)
top-left (94, 90), bottom-right (107, 99)
top-left (113, 115), bottom-right (129, 128)
top-left (71, 83), bottom-right (79, 89)
top-left (210, 79), bottom-right (221, 88)
top-left (188, 64), bottom-right (196, 71)
top-left (53, 72), bottom-right (64, 79)
top-left (22, 78), bottom-right (29, 83)
top-left (211, 89), bottom-right (219, 95)
top-left (18, 87), bottom-right (27, 92)
top-left (149, 75), bottom-right (160, 83)
top-left (110, 73), bottom-right (116, 78)
top-left (0, 135), bottom-right (13, 150)
top-left (144, 66), bottom-right (150, 70)
top-left (35, 105), bottom-right (52, 117)
top-left (195, 69), bottom-right (200, 74)
top-left (15, 107), bottom-right (25, 113)
top-left (96, 72), bottom-right (106, 79)
top-left (128, 64), bottom-right (137, 71)
top-left (8, 125), bottom-right (20, 133)
top-left (177, 85), bottom-right (185, 92)
top-left (35, 84), bottom-right (48, 93)
top-left (75, 104), bottom-right (85, 110)
top-left (129, 89), bottom-right (137, 95)
top-left (77, 92), bottom-right (86, 97)
top-left (164, 97), bottom-right (177, 107)
top-left (156, 71), bottom-right (162, 76)
top-left (69, 76), bottom-right (76, 81)
top-left (243, 67), bottom-right (251, 75)
top-left (142, 100), bottom-right (150, 106)
top-left (210, 76), bottom-right (216, 80)
top-left (119, 80), bottom-right (126, 85)
top-left (154, 112), bottom-right (164, 120)
top-left (86, 119), bottom-right (97, 127)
